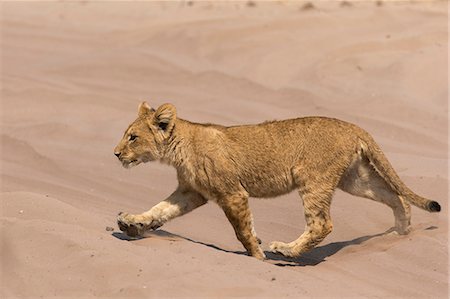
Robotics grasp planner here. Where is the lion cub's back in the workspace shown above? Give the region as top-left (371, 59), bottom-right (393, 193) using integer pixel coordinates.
top-left (225, 116), bottom-right (362, 158)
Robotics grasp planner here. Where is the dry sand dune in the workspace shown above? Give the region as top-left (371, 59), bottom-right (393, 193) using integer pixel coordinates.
top-left (1, 1), bottom-right (448, 298)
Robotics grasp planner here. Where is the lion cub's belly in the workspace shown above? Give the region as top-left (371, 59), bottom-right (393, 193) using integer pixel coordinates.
top-left (240, 169), bottom-right (298, 198)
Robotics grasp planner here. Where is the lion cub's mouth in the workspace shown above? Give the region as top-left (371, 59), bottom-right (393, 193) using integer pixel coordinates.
top-left (122, 159), bottom-right (141, 169)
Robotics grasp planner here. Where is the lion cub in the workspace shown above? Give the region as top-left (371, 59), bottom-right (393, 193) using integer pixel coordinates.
top-left (115, 102), bottom-right (441, 260)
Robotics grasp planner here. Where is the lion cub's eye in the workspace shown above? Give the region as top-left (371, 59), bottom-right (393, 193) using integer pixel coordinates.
top-left (128, 134), bottom-right (138, 142)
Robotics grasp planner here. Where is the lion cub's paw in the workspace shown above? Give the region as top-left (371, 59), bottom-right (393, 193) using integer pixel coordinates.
top-left (252, 248), bottom-right (267, 261)
top-left (269, 241), bottom-right (294, 257)
top-left (117, 212), bottom-right (146, 238)
top-left (117, 212), bottom-right (163, 238)
top-left (384, 226), bottom-right (411, 236)
top-left (395, 226), bottom-right (412, 235)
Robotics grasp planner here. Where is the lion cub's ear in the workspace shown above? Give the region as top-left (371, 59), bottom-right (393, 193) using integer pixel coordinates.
top-left (153, 103), bottom-right (177, 132)
top-left (138, 101), bottom-right (155, 117)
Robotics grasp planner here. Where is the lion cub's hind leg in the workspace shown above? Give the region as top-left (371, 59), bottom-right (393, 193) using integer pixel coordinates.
top-left (270, 185), bottom-right (334, 258)
top-left (338, 153), bottom-right (411, 234)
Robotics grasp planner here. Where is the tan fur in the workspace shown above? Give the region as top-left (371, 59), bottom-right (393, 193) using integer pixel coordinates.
top-left (114, 102), bottom-right (441, 260)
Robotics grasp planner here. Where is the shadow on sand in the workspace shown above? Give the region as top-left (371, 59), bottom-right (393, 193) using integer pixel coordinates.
top-left (265, 231), bottom-right (389, 267)
top-left (112, 230), bottom-right (248, 255)
top-left (112, 229), bottom-right (397, 267)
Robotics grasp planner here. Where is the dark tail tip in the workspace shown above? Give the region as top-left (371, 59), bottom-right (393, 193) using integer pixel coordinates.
top-left (428, 201), bottom-right (441, 212)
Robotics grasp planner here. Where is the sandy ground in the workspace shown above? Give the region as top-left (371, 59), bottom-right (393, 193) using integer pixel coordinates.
top-left (1, 1), bottom-right (448, 298)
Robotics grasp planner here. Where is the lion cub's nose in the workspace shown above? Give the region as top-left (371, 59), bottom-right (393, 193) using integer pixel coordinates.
top-left (114, 152), bottom-right (121, 158)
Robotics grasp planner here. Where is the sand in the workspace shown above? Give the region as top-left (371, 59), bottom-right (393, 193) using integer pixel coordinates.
top-left (1, 1), bottom-right (448, 298)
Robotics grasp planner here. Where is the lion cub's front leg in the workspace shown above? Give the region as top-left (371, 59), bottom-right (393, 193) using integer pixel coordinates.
top-left (117, 188), bottom-right (207, 237)
top-left (117, 212), bottom-right (163, 237)
top-left (219, 194), bottom-right (266, 260)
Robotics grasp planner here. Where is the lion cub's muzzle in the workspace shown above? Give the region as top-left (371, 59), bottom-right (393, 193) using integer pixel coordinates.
top-left (114, 151), bottom-right (140, 169)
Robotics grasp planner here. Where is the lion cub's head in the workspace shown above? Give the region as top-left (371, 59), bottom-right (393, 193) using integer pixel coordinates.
top-left (114, 102), bottom-right (176, 168)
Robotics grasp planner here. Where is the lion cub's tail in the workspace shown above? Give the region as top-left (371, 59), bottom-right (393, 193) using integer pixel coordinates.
top-left (361, 138), bottom-right (441, 213)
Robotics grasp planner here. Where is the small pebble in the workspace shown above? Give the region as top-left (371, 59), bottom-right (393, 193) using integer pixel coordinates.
top-left (105, 226), bottom-right (114, 231)
top-left (271, 277), bottom-right (276, 281)
top-left (19, 210), bottom-right (24, 214)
